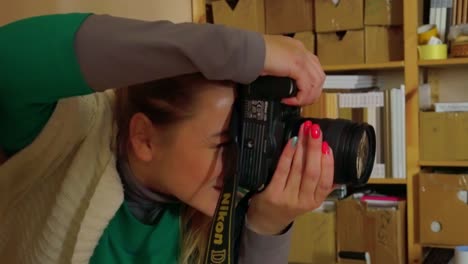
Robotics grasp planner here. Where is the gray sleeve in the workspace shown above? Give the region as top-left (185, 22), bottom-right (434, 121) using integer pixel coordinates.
top-left (74, 14), bottom-right (265, 90)
top-left (238, 219), bottom-right (293, 263)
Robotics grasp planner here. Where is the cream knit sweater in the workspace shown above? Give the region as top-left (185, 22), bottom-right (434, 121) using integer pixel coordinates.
top-left (0, 91), bottom-right (123, 264)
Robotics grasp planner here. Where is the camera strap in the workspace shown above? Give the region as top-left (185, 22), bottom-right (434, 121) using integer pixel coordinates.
top-left (204, 166), bottom-right (255, 264)
top-left (203, 163), bottom-right (238, 264)
top-left (204, 96), bottom-right (254, 264)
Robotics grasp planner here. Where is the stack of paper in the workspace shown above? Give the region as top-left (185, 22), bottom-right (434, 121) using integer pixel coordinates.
top-left (435, 102), bottom-right (468, 112)
top-left (324, 75), bottom-right (377, 89)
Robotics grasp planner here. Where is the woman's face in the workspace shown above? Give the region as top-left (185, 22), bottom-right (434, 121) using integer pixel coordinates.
top-left (140, 82), bottom-right (235, 217)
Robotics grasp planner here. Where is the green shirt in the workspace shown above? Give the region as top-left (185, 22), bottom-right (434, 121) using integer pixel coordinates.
top-left (0, 13), bottom-right (181, 263)
top-left (90, 201), bottom-right (181, 264)
top-left (0, 13), bottom-right (93, 155)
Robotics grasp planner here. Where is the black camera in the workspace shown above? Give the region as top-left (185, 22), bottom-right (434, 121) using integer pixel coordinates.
top-left (231, 76), bottom-right (376, 191)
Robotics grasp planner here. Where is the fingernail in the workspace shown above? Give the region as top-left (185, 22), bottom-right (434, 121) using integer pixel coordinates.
top-left (311, 124), bottom-right (321, 139)
top-left (303, 121), bottom-right (313, 136)
top-left (292, 136), bottom-right (298, 147)
top-left (322, 141), bottom-right (330, 155)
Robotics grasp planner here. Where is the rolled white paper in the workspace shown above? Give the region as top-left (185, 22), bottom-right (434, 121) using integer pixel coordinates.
top-left (455, 246), bottom-right (468, 264)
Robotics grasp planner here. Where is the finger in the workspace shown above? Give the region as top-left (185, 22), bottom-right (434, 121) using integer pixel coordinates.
top-left (306, 54), bottom-right (324, 102)
top-left (281, 50), bottom-right (310, 105)
top-left (286, 55), bottom-right (323, 106)
top-left (314, 142), bottom-right (335, 203)
top-left (300, 59), bottom-right (318, 105)
top-left (281, 69), bottom-right (311, 105)
top-left (298, 123), bottom-right (323, 202)
top-left (284, 121), bottom-right (310, 196)
top-left (266, 136), bottom-right (298, 194)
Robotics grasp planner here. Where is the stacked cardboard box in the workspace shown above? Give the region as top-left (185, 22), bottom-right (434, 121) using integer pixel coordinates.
top-left (211, 0), bottom-right (316, 53)
top-left (419, 172), bottom-right (468, 246)
top-left (315, 0), bottom-right (365, 65)
top-left (364, 0), bottom-right (404, 63)
top-left (314, 0), bottom-right (403, 65)
top-left (420, 111), bottom-right (468, 162)
top-left (289, 209), bottom-right (337, 264)
top-left (336, 197), bottom-right (407, 264)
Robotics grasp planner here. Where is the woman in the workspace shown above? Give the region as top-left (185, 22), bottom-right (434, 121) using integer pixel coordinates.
top-left (0, 12), bottom-right (331, 264)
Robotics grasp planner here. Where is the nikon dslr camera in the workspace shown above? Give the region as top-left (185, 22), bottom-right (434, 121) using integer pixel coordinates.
top-left (232, 76), bottom-right (376, 191)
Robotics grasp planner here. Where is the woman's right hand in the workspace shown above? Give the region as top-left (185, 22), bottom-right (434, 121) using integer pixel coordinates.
top-left (262, 35), bottom-right (326, 107)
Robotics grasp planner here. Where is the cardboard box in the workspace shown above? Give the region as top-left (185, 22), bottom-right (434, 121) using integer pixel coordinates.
top-left (419, 172), bottom-right (468, 246)
top-left (289, 211), bottom-right (336, 264)
top-left (365, 0), bottom-right (403, 26)
top-left (365, 26), bottom-right (404, 63)
top-left (337, 198), bottom-right (406, 264)
top-left (291, 31), bottom-right (315, 54)
top-left (211, 0), bottom-right (265, 33)
top-left (265, 0), bottom-right (314, 34)
top-left (317, 30), bottom-right (364, 65)
top-left (420, 112), bottom-right (468, 162)
top-left (315, 0), bottom-right (364, 33)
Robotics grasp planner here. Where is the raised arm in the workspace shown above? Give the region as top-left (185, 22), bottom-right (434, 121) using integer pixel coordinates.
top-left (0, 13), bottom-right (265, 155)
top-left (76, 14), bottom-right (265, 90)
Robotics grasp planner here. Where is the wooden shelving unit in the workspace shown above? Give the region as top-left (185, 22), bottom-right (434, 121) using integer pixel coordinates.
top-left (419, 160), bottom-right (468, 167)
top-left (419, 57), bottom-right (468, 67)
top-left (196, 1), bottom-right (468, 263)
top-left (323, 61), bottom-right (405, 72)
top-left (368, 178), bottom-right (407, 184)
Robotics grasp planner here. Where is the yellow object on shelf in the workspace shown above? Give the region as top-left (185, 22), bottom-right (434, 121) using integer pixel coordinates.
top-left (417, 24), bottom-right (439, 45)
top-left (417, 44), bottom-right (448, 60)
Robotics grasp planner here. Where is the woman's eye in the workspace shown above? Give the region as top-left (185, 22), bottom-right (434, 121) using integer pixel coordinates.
top-left (215, 140), bottom-right (233, 148)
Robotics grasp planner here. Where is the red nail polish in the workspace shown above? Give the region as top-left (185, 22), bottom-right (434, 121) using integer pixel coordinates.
top-left (311, 124), bottom-right (321, 139)
top-left (322, 141), bottom-right (330, 155)
top-left (303, 121), bottom-right (312, 136)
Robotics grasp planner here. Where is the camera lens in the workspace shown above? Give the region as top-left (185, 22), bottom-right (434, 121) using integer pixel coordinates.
top-left (284, 118), bottom-right (376, 186)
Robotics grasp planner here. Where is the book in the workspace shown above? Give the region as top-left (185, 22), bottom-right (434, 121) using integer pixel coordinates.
top-left (435, 102), bottom-right (468, 112)
top-left (324, 75), bottom-right (376, 89)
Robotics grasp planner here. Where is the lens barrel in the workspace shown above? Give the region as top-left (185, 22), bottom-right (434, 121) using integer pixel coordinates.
top-left (285, 118), bottom-right (376, 186)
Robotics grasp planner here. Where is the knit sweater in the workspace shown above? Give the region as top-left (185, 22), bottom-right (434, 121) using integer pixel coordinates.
top-left (0, 91), bottom-right (121, 264)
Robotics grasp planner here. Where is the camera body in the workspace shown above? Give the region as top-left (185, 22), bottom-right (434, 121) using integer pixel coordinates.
top-left (234, 77), bottom-right (301, 191)
top-left (233, 76), bottom-right (376, 191)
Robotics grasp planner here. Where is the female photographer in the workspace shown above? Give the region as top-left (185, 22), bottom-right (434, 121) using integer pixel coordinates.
top-left (0, 13), bottom-right (332, 263)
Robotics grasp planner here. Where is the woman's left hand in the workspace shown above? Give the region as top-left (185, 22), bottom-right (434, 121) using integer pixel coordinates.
top-left (246, 121), bottom-right (335, 235)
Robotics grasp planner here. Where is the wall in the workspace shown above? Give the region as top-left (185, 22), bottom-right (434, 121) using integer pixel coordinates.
top-left (0, 0), bottom-right (192, 25)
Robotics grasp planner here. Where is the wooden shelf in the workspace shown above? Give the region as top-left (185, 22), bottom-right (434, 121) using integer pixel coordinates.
top-left (323, 61), bottom-right (405, 72)
top-left (421, 243), bottom-right (457, 249)
top-left (419, 57), bottom-right (468, 67)
top-left (419, 160), bottom-right (468, 167)
top-left (368, 178), bottom-right (407, 184)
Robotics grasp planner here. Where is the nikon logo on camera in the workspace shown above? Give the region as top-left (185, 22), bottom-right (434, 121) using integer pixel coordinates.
top-left (209, 193), bottom-right (232, 263)
top-left (210, 249), bottom-right (226, 264)
top-left (213, 193), bottom-right (231, 245)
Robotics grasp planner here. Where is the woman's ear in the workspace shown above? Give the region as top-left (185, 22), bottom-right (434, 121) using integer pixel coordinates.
top-left (128, 113), bottom-right (157, 162)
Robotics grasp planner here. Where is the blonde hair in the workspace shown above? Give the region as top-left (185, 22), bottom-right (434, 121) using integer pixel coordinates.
top-left (114, 74), bottom-right (233, 263)
top-left (179, 206), bottom-right (212, 264)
